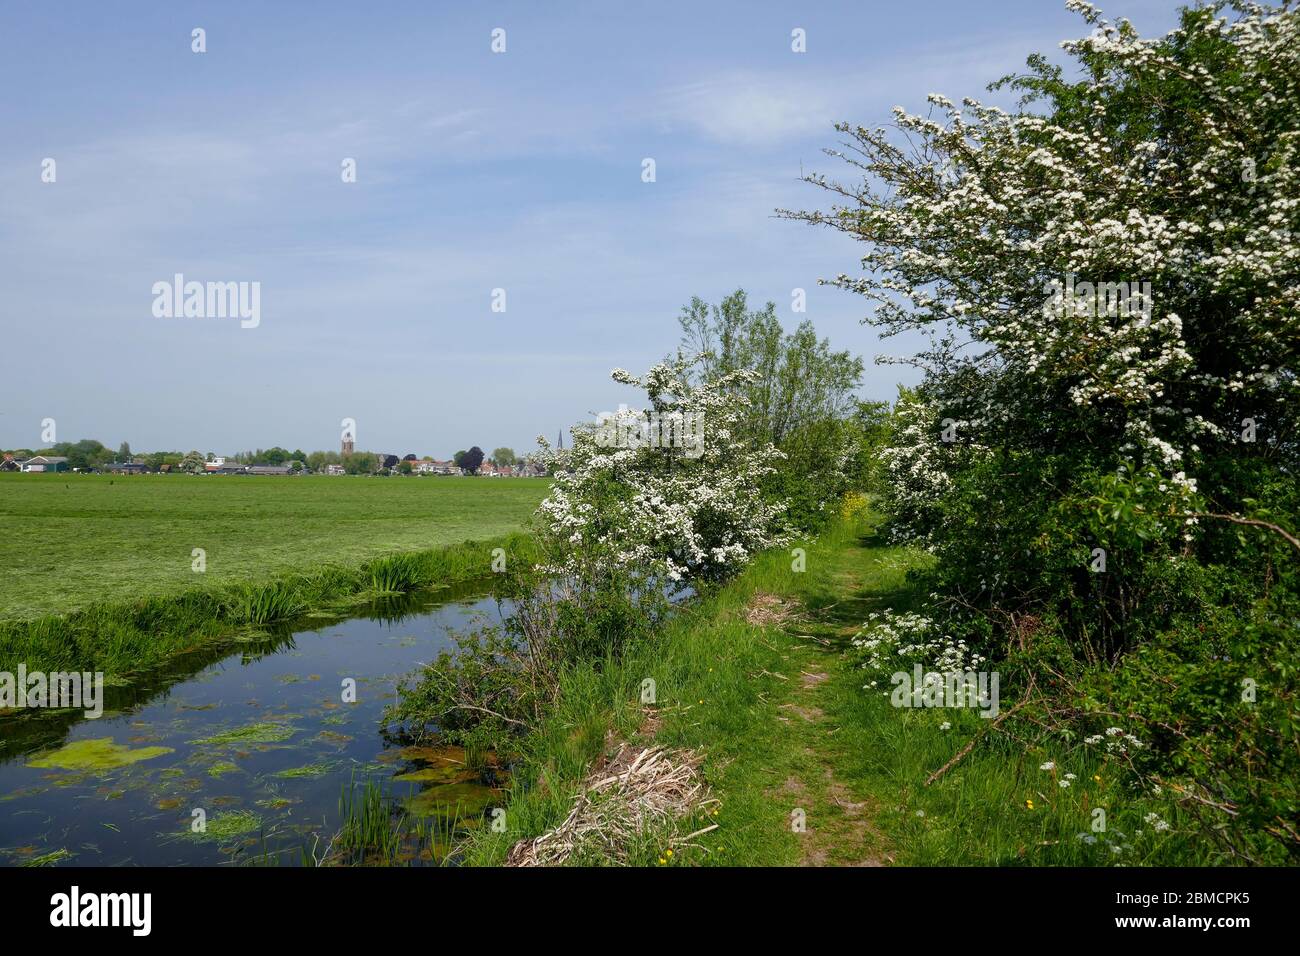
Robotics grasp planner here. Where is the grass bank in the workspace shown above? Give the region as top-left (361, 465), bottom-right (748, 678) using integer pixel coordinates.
top-left (0, 532), bottom-right (539, 683)
top-left (463, 510), bottom-right (1216, 866)
top-left (0, 473), bottom-right (549, 619)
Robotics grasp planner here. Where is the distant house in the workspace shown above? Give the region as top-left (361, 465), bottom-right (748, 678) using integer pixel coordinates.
top-left (21, 456), bottom-right (69, 473)
top-left (208, 462), bottom-right (248, 474)
top-left (247, 465), bottom-right (293, 476)
top-left (105, 461), bottom-right (149, 474)
top-left (325, 464), bottom-right (346, 476)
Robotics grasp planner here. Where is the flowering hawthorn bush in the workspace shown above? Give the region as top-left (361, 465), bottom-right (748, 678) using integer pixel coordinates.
top-left (789, 0), bottom-right (1297, 517)
top-left (533, 355), bottom-right (789, 589)
top-left (389, 356), bottom-right (793, 754)
top-left (794, 1), bottom-right (1300, 861)
top-left (876, 389), bottom-right (988, 549)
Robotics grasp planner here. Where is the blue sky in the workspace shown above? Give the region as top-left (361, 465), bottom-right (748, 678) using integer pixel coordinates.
top-left (0, 0), bottom-right (1183, 457)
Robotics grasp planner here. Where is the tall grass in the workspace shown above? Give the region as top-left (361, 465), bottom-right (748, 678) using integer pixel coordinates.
top-left (227, 581), bottom-right (307, 625)
top-left (331, 776), bottom-right (465, 866)
top-left (364, 553), bottom-right (423, 593)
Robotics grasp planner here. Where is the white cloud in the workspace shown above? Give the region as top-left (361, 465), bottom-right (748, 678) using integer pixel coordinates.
top-left (658, 72), bottom-right (836, 145)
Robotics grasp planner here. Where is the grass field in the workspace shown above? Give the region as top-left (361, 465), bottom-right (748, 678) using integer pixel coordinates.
top-left (0, 473), bottom-right (549, 619)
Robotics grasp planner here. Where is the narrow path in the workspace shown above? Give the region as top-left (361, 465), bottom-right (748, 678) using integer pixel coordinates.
top-left (757, 528), bottom-right (909, 866)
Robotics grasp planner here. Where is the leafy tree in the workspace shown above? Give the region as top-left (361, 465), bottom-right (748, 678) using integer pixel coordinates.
top-left (344, 451), bottom-right (377, 475)
top-left (48, 439), bottom-right (112, 471)
top-left (675, 290), bottom-right (863, 447)
top-left (178, 452), bottom-right (206, 474)
top-left (491, 447), bottom-right (517, 467)
top-left (674, 289), bottom-right (866, 529)
top-left (461, 447), bottom-right (485, 474)
top-left (117, 442), bottom-right (132, 461)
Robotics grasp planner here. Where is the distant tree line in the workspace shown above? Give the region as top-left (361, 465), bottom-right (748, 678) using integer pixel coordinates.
top-left (3, 440), bottom-right (536, 476)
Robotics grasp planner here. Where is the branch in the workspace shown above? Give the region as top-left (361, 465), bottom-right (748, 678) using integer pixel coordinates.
top-left (1190, 512), bottom-right (1300, 556)
top-left (925, 680), bottom-right (1035, 787)
top-left (447, 703), bottom-right (530, 728)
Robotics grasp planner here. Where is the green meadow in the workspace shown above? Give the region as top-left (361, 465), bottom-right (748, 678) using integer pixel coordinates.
top-left (0, 473), bottom-right (549, 620)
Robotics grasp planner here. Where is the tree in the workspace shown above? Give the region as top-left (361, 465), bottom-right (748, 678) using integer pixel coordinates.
top-left (50, 439), bottom-right (111, 471)
top-left (675, 290), bottom-right (863, 447)
top-left (452, 450), bottom-right (468, 468)
top-left (117, 442), bottom-right (132, 462)
top-left (345, 451), bottom-right (378, 475)
top-left (179, 452), bottom-right (206, 474)
top-left (461, 447), bottom-right (485, 474)
top-left (306, 450), bottom-right (335, 473)
top-left (491, 447), bottom-right (517, 467)
top-left (674, 289), bottom-right (866, 529)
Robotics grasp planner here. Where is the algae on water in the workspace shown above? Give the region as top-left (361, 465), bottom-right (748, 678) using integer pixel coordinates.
top-left (195, 810), bottom-right (261, 842)
top-left (189, 722), bottom-right (296, 746)
top-left (273, 762), bottom-right (334, 779)
top-left (27, 738), bottom-right (174, 772)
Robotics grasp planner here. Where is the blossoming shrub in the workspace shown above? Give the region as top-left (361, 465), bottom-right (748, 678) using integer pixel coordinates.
top-left (535, 356), bottom-right (789, 587)
top-left (389, 356), bottom-right (794, 753)
top-left (798, 1), bottom-right (1300, 861)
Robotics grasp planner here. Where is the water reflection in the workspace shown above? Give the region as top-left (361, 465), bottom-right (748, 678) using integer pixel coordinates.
top-left (0, 581), bottom-right (509, 867)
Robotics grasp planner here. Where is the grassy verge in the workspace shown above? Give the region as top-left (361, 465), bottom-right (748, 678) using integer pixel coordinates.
top-left (460, 516), bottom-right (868, 867)
top-left (462, 510), bottom-right (1214, 866)
top-left (0, 532), bottom-right (538, 683)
